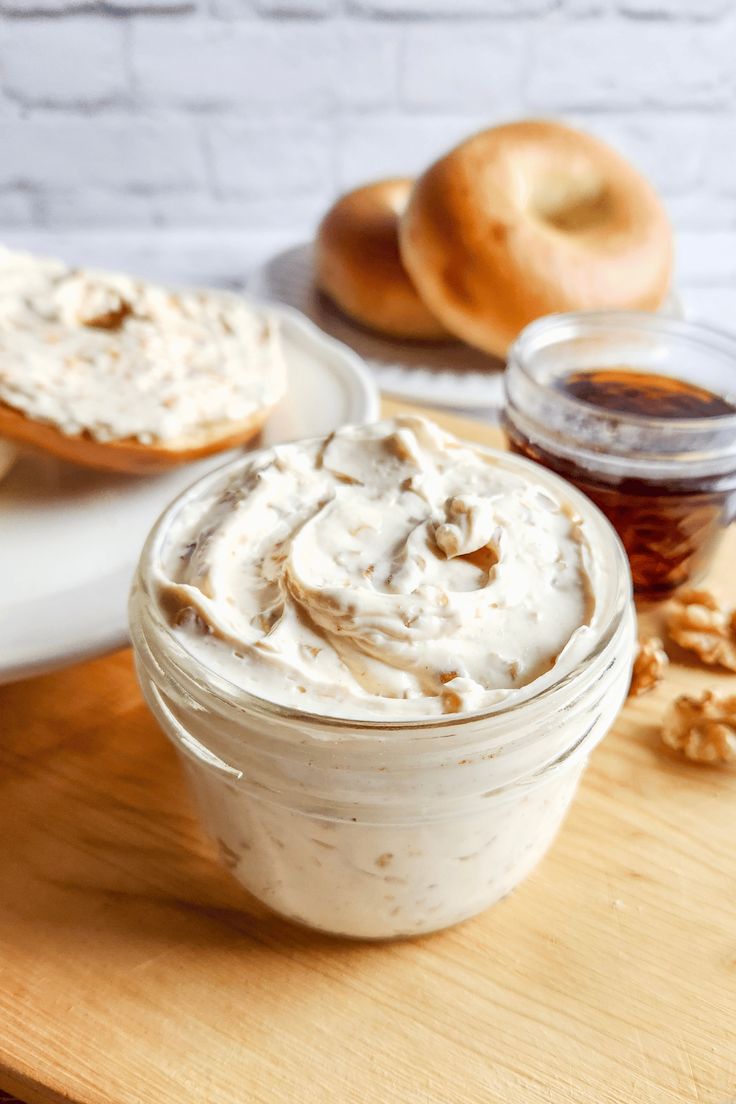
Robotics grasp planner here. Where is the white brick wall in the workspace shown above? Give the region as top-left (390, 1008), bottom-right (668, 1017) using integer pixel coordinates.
top-left (527, 19), bottom-right (735, 110)
top-left (1, 18), bottom-right (129, 107)
top-left (401, 24), bottom-right (527, 108)
top-left (0, 0), bottom-right (734, 321)
top-left (131, 21), bottom-right (336, 111)
top-left (0, 117), bottom-right (207, 189)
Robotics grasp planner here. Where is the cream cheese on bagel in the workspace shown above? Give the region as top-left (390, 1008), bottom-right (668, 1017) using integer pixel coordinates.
top-left (0, 248), bottom-right (286, 446)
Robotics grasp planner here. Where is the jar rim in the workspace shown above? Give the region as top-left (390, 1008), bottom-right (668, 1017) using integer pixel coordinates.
top-left (508, 310), bottom-right (736, 436)
top-left (130, 430), bottom-right (633, 740)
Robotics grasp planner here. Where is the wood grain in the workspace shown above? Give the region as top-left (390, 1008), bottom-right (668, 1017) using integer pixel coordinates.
top-left (1, 402), bottom-right (735, 1104)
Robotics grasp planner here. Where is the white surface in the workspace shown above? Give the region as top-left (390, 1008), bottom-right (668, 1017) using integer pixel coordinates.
top-left (0, 304), bottom-right (379, 685)
top-left (248, 242), bottom-right (507, 411)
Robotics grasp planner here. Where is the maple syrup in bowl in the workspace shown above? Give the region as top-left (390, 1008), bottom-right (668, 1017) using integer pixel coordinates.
top-left (503, 312), bottom-right (736, 596)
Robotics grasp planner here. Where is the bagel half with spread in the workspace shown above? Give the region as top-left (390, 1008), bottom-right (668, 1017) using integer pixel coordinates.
top-left (399, 120), bottom-right (674, 358)
top-left (315, 178), bottom-right (448, 341)
top-left (0, 249), bottom-right (286, 474)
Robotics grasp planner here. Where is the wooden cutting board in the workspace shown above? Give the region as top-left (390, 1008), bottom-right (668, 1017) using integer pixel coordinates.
top-left (2, 400), bottom-right (735, 1104)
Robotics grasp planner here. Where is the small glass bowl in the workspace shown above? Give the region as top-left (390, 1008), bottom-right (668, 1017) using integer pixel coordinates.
top-left (503, 311), bottom-right (736, 596)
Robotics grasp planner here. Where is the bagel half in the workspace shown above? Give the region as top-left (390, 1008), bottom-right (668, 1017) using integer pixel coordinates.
top-left (0, 401), bottom-right (272, 475)
top-left (316, 178), bottom-right (449, 341)
top-left (0, 436), bottom-right (16, 481)
top-left (0, 249), bottom-right (285, 474)
top-left (399, 120), bottom-right (674, 358)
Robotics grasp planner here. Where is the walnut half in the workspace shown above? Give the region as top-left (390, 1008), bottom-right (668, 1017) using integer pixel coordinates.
top-left (56, 271), bottom-right (132, 331)
top-left (666, 589), bottom-right (736, 672)
top-left (662, 690), bottom-right (736, 764)
top-left (629, 637), bottom-right (668, 696)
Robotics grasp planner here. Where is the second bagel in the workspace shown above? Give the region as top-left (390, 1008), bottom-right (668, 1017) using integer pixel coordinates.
top-left (315, 178), bottom-right (448, 341)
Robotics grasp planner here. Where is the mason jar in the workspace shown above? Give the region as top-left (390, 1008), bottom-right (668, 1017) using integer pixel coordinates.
top-left (504, 311), bottom-right (736, 596)
top-left (129, 441), bottom-right (635, 940)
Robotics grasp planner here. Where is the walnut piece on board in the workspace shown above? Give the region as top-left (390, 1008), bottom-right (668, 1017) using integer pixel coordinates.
top-left (629, 637), bottom-right (669, 696)
top-left (667, 589), bottom-right (736, 671)
top-left (662, 690), bottom-right (736, 764)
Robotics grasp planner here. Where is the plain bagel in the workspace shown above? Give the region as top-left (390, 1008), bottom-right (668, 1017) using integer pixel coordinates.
top-left (399, 120), bottom-right (674, 358)
top-left (315, 179), bottom-right (448, 341)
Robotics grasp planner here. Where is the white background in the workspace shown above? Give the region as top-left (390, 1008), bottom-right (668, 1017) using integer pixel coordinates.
top-left (0, 0), bottom-right (734, 323)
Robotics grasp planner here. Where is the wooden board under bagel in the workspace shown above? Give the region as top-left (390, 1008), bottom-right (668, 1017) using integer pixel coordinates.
top-left (1, 401), bottom-right (734, 1104)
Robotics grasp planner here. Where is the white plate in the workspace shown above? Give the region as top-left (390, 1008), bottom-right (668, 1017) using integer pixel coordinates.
top-left (0, 304), bottom-right (379, 684)
top-left (248, 242), bottom-right (686, 413)
top-left (247, 242), bottom-right (507, 412)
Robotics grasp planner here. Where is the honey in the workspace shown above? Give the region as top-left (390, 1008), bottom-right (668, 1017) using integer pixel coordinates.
top-left (503, 314), bottom-right (736, 598)
top-left (556, 368), bottom-right (736, 419)
top-left (507, 369), bottom-right (736, 596)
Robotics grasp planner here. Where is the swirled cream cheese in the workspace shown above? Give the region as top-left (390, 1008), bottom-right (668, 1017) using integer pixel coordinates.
top-left (157, 416), bottom-right (599, 719)
top-left (0, 247), bottom-right (286, 443)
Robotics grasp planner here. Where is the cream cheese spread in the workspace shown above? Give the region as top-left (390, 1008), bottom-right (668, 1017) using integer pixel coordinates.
top-left (157, 416), bottom-right (600, 720)
top-left (0, 247), bottom-right (286, 444)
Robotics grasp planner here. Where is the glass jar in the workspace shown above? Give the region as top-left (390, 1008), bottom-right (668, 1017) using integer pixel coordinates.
top-left (129, 444), bottom-right (635, 941)
top-left (503, 312), bottom-right (736, 597)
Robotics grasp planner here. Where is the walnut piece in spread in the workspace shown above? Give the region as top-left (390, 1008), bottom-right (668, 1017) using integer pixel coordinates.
top-left (667, 589), bottom-right (736, 671)
top-left (57, 271), bottom-right (132, 330)
top-left (629, 637), bottom-right (668, 696)
top-left (662, 690), bottom-right (736, 764)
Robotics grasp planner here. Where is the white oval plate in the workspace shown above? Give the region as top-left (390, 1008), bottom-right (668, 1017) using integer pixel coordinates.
top-left (247, 242), bottom-right (507, 412)
top-left (248, 242), bottom-right (685, 413)
top-left (0, 303), bottom-right (379, 684)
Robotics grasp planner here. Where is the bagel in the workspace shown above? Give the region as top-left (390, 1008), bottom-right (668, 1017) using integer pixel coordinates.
top-left (0, 403), bottom-right (272, 476)
top-left (399, 120), bottom-right (674, 358)
top-left (0, 249), bottom-right (285, 474)
top-left (315, 178), bottom-right (449, 341)
top-left (0, 437), bottom-right (16, 482)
